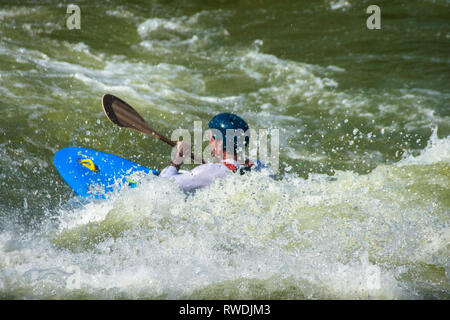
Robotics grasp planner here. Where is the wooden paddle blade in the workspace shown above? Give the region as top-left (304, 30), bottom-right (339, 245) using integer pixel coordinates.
top-left (102, 94), bottom-right (150, 131)
top-left (101, 93), bottom-right (177, 147)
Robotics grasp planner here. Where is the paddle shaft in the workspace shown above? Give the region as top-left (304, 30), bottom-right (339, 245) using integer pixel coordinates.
top-left (127, 120), bottom-right (176, 147)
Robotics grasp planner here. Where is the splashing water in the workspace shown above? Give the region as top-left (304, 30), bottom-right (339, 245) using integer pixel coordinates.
top-left (1, 131), bottom-right (448, 299)
top-left (0, 1), bottom-right (449, 299)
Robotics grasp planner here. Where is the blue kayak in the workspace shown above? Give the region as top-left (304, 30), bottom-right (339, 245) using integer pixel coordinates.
top-left (54, 146), bottom-right (159, 199)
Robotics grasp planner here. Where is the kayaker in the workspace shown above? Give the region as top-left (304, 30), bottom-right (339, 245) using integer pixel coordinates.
top-left (160, 113), bottom-right (272, 191)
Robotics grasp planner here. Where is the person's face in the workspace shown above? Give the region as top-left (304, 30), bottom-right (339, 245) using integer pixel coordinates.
top-left (209, 131), bottom-right (223, 159)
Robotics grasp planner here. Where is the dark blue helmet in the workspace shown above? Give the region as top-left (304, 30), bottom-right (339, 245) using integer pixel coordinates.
top-left (208, 113), bottom-right (249, 152)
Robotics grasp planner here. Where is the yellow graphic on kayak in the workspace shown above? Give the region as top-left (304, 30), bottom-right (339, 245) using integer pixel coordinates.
top-left (78, 158), bottom-right (99, 172)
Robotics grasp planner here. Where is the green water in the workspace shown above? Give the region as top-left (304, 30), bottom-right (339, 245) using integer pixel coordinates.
top-left (0, 0), bottom-right (449, 299)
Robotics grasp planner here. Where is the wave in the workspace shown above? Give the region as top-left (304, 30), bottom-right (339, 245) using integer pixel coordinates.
top-left (1, 130), bottom-right (448, 299)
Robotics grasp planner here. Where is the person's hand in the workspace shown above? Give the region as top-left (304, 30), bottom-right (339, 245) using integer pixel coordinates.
top-left (170, 141), bottom-right (191, 170)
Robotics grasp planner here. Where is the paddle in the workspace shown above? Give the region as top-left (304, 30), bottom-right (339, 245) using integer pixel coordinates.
top-left (101, 94), bottom-right (204, 164)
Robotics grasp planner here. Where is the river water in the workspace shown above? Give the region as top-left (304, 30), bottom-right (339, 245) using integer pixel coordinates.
top-left (0, 0), bottom-right (449, 299)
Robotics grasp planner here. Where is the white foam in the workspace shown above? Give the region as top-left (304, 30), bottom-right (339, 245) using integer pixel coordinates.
top-left (330, 0), bottom-right (351, 11)
top-left (0, 7), bottom-right (39, 19)
top-left (138, 18), bottom-right (189, 37)
top-left (2, 131), bottom-right (449, 299)
top-left (398, 127), bottom-right (450, 165)
top-left (106, 8), bottom-right (135, 19)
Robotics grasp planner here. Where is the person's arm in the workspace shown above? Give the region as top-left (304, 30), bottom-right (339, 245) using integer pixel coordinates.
top-left (159, 165), bottom-right (179, 177)
top-left (159, 141), bottom-right (188, 177)
top-left (159, 141), bottom-right (230, 191)
top-left (161, 163), bottom-right (230, 191)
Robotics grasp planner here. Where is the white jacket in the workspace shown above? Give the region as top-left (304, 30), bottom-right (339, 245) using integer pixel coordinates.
top-left (160, 159), bottom-right (272, 191)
